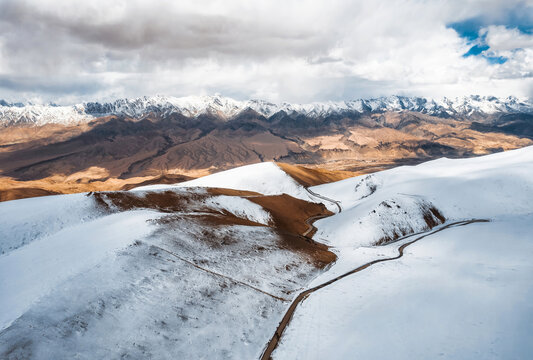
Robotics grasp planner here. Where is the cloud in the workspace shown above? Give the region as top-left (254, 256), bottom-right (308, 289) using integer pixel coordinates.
top-left (0, 0), bottom-right (531, 103)
top-left (483, 26), bottom-right (533, 51)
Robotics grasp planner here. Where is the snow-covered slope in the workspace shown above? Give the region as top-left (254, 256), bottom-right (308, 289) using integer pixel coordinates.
top-left (1, 94), bottom-right (531, 126)
top-left (135, 162), bottom-right (320, 203)
top-left (311, 146), bottom-right (533, 247)
top-left (271, 146), bottom-right (533, 360)
top-left (0, 187), bottom-right (326, 359)
top-left (0, 193), bottom-right (102, 255)
top-left (0, 209), bottom-right (160, 331)
top-left (274, 215), bottom-right (533, 360)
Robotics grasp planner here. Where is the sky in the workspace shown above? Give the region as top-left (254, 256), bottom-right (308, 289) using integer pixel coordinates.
top-left (0, 0), bottom-right (531, 104)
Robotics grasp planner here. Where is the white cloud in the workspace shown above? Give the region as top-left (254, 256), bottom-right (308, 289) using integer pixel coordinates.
top-left (483, 25), bottom-right (533, 51)
top-left (0, 0), bottom-right (531, 103)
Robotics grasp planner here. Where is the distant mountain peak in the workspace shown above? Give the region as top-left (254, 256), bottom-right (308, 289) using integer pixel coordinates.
top-left (1, 94), bottom-right (531, 126)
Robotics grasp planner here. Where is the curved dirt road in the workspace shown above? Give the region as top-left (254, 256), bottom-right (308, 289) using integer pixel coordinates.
top-left (305, 187), bottom-right (342, 213)
top-left (260, 218), bottom-right (489, 360)
top-left (302, 214), bottom-right (331, 237)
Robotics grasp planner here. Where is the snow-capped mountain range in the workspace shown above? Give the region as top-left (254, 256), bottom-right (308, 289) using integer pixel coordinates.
top-left (0, 94), bottom-right (532, 126)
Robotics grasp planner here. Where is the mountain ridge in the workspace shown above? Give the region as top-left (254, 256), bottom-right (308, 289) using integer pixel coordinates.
top-left (1, 94), bottom-right (532, 126)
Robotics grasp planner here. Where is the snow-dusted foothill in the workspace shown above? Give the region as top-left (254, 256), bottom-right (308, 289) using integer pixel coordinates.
top-left (135, 162), bottom-right (319, 203)
top-left (311, 146), bottom-right (533, 247)
top-left (0, 186), bottom-right (326, 359)
top-left (270, 146), bottom-right (533, 360)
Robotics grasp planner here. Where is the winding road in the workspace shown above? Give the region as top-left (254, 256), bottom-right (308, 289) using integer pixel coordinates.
top-left (305, 187), bottom-right (342, 213)
top-left (301, 186), bottom-right (342, 238)
top-left (260, 217), bottom-right (489, 359)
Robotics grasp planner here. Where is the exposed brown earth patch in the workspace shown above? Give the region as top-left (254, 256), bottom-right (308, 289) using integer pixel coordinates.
top-left (248, 194), bottom-right (336, 267)
top-left (0, 170), bottom-right (195, 202)
top-left (91, 189), bottom-right (336, 267)
top-left (206, 188), bottom-right (262, 197)
top-left (92, 190), bottom-right (208, 213)
top-left (248, 194), bottom-right (332, 235)
top-left (0, 187), bottom-right (59, 201)
top-left (276, 163), bottom-right (355, 187)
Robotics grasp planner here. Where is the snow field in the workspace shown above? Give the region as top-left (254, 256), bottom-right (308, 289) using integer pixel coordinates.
top-left (273, 215), bottom-right (533, 359)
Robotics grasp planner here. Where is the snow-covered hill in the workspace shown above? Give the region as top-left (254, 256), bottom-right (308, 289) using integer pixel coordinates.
top-left (1, 94), bottom-right (531, 126)
top-left (272, 146), bottom-right (533, 359)
top-left (311, 145), bottom-right (533, 247)
top-left (0, 185), bottom-right (331, 359)
top-left (134, 162), bottom-right (325, 204)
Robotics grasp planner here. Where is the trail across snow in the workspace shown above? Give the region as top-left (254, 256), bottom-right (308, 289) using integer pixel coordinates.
top-left (268, 146), bottom-right (533, 359)
top-left (262, 219), bottom-right (487, 360)
top-left (272, 215), bottom-right (533, 359)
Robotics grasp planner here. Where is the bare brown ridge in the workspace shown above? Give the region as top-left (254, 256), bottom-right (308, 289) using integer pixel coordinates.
top-left (0, 171), bottom-right (195, 202)
top-left (276, 163), bottom-right (355, 187)
top-left (260, 219), bottom-right (490, 360)
top-left (90, 188), bottom-right (337, 268)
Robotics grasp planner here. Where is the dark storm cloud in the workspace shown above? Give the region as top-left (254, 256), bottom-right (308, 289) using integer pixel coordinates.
top-left (0, 74), bottom-right (102, 95)
top-left (0, 1), bottom-right (329, 60)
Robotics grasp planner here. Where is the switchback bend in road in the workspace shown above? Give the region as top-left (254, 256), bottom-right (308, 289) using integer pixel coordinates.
top-left (305, 187), bottom-right (342, 213)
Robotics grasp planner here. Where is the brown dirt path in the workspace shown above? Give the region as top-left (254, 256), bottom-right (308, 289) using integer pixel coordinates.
top-left (260, 219), bottom-right (489, 360)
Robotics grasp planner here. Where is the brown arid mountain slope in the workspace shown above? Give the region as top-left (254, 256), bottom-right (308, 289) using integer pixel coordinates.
top-left (0, 110), bottom-right (531, 201)
top-left (276, 163), bottom-right (355, 187)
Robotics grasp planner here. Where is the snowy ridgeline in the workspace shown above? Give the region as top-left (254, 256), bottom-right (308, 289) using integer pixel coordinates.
top-left (135, 162), bottom-right (335, 210)
top-left (1, 94), bottom-right (532, 126)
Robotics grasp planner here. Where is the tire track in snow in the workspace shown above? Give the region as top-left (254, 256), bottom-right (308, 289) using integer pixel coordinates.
top-left (260, 218), bottom-right (489, 359)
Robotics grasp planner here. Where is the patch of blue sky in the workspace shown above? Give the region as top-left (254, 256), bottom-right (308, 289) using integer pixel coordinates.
top-left (462, 43), bottom-right (508, 65)
top-left (447, 6), bottom-right (531, 66)
top-left (448, 3), bottom-right (532, 39)
top-left (463, 44), bottom-right (489, 57)
top-left (485, 56), bottom-right (508, 65)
